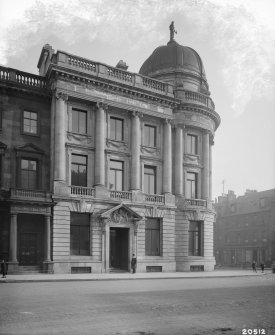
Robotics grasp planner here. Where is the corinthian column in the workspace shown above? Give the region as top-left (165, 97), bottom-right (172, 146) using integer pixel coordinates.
top-left (54, 92), bottom-right (67, 181)
top-left (202, 131), bottom-right (210, 199)
top-left (209, 136), bottom-right (214, 200)
top-left (175, 125), bottom-right (183, 195)
top-left (95, 103), bottom-right (106, 186)
top-left (131, 112), bottom-right (141, 190)
top-left (163, 119), bottom-right (172, 194)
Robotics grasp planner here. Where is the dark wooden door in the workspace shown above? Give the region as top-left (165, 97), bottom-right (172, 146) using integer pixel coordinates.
top-left (20, 233), bottom-right (37, 265)
top-left (109, 228), bottom-right (129, 270)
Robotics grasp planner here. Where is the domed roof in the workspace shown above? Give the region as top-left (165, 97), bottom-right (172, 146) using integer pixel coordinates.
top-left (139, 40), bottom-right (206, 79)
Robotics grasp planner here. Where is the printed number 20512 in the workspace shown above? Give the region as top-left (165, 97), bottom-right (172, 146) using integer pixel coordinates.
top-left (242, 330), bottom-right (266, 335)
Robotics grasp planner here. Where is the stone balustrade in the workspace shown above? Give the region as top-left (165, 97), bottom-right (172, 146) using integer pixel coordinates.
top-left (145, 194), bottom-right (165, 204)
top-left (183, 90), bottom-right (215, 110)
top-left (10, 188), bottom-right (52, 202)
top-left (0, 66), bottom-right (47, 89)
top-left (70, 186), bottom-right (95, 197)
top-left (110, 190), bottom-right (133, 201)
top-left (54, 51), bottom-right (174, 97)
top-left (185, 198), bottom-right (207, 207)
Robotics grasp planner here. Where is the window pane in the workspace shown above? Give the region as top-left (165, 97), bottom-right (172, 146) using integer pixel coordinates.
top-left (144, 166), bottom-right (156, 194)
top-left (21, 159), bottom-right (37, 189)
top-left (31, 112), bottom-right (37, 120)
top-left (72, 111), bottom-right (78, 133)
top-left (70, 213), bottom-right (90, 256)
top-left (79, 112), bottom-right (87, 134)
top-left (145, 219), bottom-right (160, 256)
top-left (116, 170), bottom-right (123, 191)
top-left (72, 154), bottom-right (86, 165)
top-left (24, 111), bottom-right (30, 118)
top-left (110, 117), bottom-right (123, 141)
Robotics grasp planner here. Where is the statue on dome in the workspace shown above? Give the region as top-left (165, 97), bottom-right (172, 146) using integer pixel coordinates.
top-left (169, 21), bottom-right (177, 41)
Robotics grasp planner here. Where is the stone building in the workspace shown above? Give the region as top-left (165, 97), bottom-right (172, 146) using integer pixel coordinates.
top-left (214, 189), bottom-right (275, 267)
top-left (0, 25), bottom-right (220, 274)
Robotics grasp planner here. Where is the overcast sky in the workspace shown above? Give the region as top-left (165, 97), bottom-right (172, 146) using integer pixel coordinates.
top-left (1, 0), bottom-right (274, 200)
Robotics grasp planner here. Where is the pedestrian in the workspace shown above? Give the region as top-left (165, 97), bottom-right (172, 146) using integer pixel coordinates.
top-left (131, 254), bottom-right (137, 274)
top-left (260, 263), bottom-right (265, 273)
top-left (252, 261), bottom-right (257, 273)
top-left (1, 259), bottom-right (7, 278)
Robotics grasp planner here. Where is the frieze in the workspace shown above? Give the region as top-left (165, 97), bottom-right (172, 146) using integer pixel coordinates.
top-left (184, 154), bottom-right (200, 165)
top-left (11, 205), bottom-right (51, 214)
top-left (70, 199), bottom-right (95, 213)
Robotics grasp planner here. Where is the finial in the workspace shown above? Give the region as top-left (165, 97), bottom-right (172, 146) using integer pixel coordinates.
top-left (169, 21), bottom-right (177, 42)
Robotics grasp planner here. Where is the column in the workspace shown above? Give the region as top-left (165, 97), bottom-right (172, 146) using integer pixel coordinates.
top-left (95, 103), bottom-right (105, 186)
top-left (131, 112), bottom-right (141, 190)
top-left (54, 92), bottom-right (67, 181)
top-left (202, 131), bottom-right (210, 199)
top-left (9, 213), bottom-right (18, 263)
top-left (175, 126), bottom-right (183, 195)
top-left (44, 215), bottom-right (51, 261)
top-left (209, 136), bottom-right (214, 200)
top-left (163, 119), bottom-right (172, 193)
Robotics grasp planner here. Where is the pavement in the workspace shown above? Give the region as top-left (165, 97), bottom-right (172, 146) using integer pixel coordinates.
top-left (0, 268), bottom-right (273, 283)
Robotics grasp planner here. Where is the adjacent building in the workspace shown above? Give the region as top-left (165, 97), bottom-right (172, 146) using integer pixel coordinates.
top-left (214, 189), bottom-right (275, 267)
top-left (0, 25), bottom-right (220, 274)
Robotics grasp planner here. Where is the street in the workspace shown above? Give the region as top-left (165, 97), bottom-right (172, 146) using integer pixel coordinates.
top-left (1, 275), bottom-right (275, 335)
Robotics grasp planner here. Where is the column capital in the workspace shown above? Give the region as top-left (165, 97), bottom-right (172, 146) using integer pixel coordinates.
top-left (55, 92), bottom-right (68, 101)
top-left (132, 111), bottom-right (143, 119)
top-left (96, 102), bottom-right (108, 111)
top-left (164, 118), bottom-right (173, 125)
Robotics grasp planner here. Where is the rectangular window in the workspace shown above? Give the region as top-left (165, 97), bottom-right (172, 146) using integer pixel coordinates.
top-left (109, 160), bottom-right (124, 191)
top-left (186, 172), bottom-right (197, 198)
top-left (110, 117), bottom-right (124, 141)
top-left (189, 221), bottom-right (203, 256)
top-left (71, 154), bottom-right (87, 187)
top-left (21, 159), bottom-right (37, 189)
top-left (144, 125), bottom-right (156, 147)
top-left (72, 109), bottom-right (87, 134)
top-left (70, 213), bottom-right (90, 256)
top-left (144, 166), bottom-right (156, 194)
top-left (145, 218), bottom-right (160, 256)
top-left (187, 134), bottom-right (198, 155)
top-left (23, 110), bottom-right (38, 134)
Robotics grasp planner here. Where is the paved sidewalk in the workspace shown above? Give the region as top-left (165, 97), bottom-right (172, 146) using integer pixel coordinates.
top-left (0, 269), bottom-right (273, 283)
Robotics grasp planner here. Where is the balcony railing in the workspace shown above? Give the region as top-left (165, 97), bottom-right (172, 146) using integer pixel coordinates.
top-left (54, 51), bottom-right (174, 97)
top-left (0, 66), bottom-right (48, 89)
top-left (70, 186), bottom-right (95, 197)
top-left (185, 198), bottom-right (207, 207)
top-left (145, 194), bottom-right (165, 204)
top-left (110, 190), bottom-right (132, 201)
top-left (183, 90), bottom-right (215, 110)
top-left (10, 188), bottom-right (52, 201)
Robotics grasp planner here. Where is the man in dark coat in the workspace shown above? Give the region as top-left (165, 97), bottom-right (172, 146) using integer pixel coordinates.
top-left (1, 260), bottom-right (7, 278)
top-left (131, 254), bottom-right (137, 274)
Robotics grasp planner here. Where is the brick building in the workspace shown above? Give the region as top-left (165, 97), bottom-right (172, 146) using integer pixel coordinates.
top-left (214, 189), bottom-right (275, 268)
top-left (0, 26), bottom-right (220, 274)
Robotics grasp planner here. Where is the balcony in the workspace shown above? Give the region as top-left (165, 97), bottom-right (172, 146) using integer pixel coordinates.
top-left (145, 194), bottom-right (165, 204)
top-left (9, 188), bottom-right (52, 203)
top-left (185, 198), bottom-right (207, 207)
top-left (70, 186), bottom-right (95, 197)
top-left (110, 190), bottom-right (132, 201)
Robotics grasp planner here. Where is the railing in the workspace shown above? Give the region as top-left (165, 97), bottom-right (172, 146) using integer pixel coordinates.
top-left (55, 51), bottom-right (174, 97)
top-left (185, 198), bottom-right (207, 207)
top-left (68, 55), bottom-right (96, 72)
top-left (70, 186), bottom-right (95, 197)
top-left (145, 194), bottom-right (165, 204)
top-left (107, 67), bottom-right (133, 82)
top-left (142, 77), bottom-right (166, 92)
top-left (183, 90), bottom-right (215, 110)
top-left (110, 190), bottom-right (132, 201)
top-left (10, 188), bottom-right (51, 200)
top-left (0, 66), bottom-right (47, 89)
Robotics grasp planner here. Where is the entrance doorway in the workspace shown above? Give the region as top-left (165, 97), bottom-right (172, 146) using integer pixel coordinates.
top-left (109, 228), bottom-right (129, 271)
top-left (18, 214), bottom-right (44, 265)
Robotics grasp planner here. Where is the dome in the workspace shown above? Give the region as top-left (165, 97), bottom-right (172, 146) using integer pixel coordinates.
top-left (139, 40), bottom-right (206, 79)
top-left (139, 32), bottom-right (209, 95)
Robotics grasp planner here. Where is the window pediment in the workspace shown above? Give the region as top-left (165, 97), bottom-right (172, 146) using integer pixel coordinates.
top-left (15, 143), bottom-right (44, 157)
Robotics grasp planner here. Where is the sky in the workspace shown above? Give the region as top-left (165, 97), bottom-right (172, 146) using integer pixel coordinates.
top-left (0, 0), bottom-right (274, 200)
